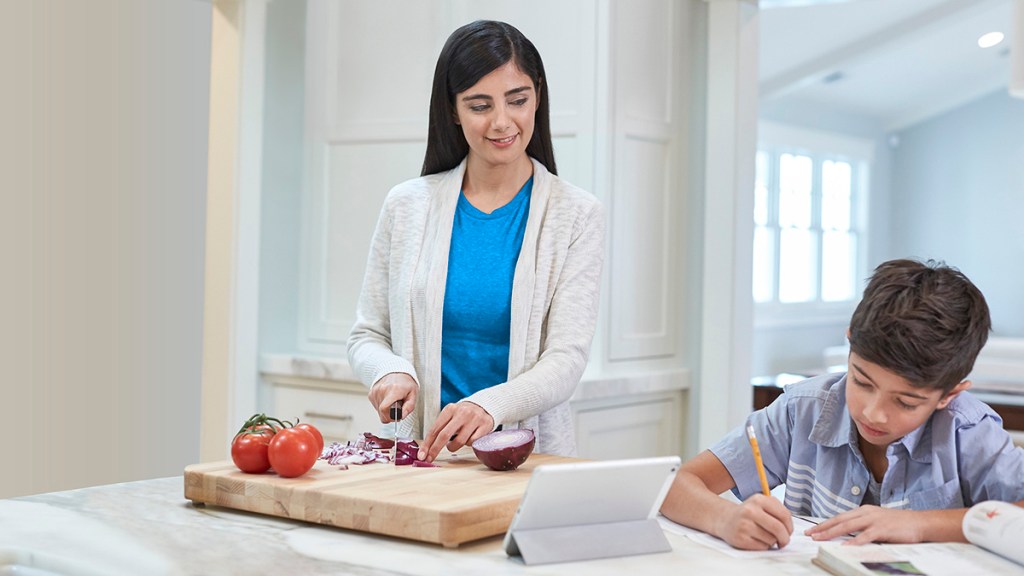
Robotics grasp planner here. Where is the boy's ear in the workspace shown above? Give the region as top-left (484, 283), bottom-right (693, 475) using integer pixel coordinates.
top-left (937, 380), bottom-right (972, 409)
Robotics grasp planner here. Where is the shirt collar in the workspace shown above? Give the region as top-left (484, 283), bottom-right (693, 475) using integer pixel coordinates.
top-left (809, 374), bottom-right (852, 448)
top-left (900, 416), bottom-right (933, 463)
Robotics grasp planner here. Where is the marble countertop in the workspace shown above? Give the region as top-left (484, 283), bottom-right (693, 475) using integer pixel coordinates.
top-left (1, 476), bottom-right (825, 576)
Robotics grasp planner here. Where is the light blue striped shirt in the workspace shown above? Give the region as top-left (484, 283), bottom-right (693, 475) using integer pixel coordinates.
top-left (712, 373), bottom-right (1024, 517)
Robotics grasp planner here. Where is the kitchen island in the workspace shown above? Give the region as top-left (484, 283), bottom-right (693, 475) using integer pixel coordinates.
top-left (0, 475), bottom-right (826, 576)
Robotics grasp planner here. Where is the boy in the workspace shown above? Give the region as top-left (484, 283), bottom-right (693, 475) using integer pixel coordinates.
top-left (661, 259), bottom-right (1024, 550)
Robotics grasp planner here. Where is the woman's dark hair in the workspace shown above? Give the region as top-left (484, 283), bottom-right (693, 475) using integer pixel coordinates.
top-left (421, 20), bottom-right (556, 176)
top-left (848, 259), bottom-right (991, 394)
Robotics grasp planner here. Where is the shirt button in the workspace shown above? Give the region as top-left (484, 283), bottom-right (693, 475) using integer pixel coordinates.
top-left (851, 486), bottom-right (861, 496)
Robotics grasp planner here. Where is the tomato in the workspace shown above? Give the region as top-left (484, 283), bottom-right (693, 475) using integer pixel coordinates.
top-left (231, 432), bottom-right (272, 473)
top-left (294, 423), bottom-right (324, 456)
top-left (268, 427), bottom-right (318, 478)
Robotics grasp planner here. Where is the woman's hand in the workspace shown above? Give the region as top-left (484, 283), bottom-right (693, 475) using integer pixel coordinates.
top-left (715, 493), bottom-right (794, 550)
top-left (417, 401), bottom-right (495, 462)
top-left (368, 372), bottom-right (418, 423)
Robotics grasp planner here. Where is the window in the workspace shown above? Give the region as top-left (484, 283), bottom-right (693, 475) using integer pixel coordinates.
top-left (753, 123), bottom-right (871, 322)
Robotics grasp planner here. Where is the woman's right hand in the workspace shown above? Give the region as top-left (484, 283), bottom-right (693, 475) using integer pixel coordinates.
top-left (368, 372), bottom-right (418, 423)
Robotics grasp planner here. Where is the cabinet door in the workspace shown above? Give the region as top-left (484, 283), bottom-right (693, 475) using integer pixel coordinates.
top-left (271, 382), bottom-right (381, 445)
top-left (573, 392), bottom-right (682, 460)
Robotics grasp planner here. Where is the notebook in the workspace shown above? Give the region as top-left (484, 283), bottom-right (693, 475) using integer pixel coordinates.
top-left (813, 501), bottom-right (1024, 576)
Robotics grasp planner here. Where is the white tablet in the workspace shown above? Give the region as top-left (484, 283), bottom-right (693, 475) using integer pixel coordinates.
top-left (503, 455), bottom-right (681, 563)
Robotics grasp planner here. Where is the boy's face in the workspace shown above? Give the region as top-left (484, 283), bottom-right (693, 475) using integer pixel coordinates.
top-left (845, 352), bottom-right (970, 448)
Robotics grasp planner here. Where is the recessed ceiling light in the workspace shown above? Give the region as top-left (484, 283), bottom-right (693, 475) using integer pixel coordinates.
top-left (978, 31), bottom-right (1004, 48)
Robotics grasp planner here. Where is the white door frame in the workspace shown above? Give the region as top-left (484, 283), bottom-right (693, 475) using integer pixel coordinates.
top-left (200, 0), bottom-right (269, 461)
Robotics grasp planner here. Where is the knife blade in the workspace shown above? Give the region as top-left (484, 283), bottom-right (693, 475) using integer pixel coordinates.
top-left (389, 401), bottom-right (402, 463)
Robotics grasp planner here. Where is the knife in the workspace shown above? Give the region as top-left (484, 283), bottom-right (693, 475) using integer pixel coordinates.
top-left (389, 401), bottom-right (402, 463)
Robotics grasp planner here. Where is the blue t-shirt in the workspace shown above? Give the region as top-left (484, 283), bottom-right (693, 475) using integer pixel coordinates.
top-left (440, 178), bottom-right (533, 407)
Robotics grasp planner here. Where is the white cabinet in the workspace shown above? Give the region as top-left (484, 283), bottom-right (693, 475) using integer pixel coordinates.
top-left (572, 390), bottom-right (684, 460)
top-left (267, 375), bottom-right (380, 446)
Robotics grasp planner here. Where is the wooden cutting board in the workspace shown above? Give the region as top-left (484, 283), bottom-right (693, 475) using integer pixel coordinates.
top-left (184, 452), bottom-right (581, 547)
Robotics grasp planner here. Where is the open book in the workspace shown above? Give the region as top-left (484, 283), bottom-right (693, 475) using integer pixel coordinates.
top-left (813, 501), bottom-right (1024, 576)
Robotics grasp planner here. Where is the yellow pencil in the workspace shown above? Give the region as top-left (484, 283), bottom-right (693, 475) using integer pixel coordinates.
top-left (746, 424), bottom-right (771, 497)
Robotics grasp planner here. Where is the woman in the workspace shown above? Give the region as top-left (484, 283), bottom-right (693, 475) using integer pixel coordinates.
top-left (348, 20), bottom-right (604, 462)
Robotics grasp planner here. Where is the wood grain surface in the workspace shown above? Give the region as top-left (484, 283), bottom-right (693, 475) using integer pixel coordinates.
top-left (183, 452), bottom-right (581, 547)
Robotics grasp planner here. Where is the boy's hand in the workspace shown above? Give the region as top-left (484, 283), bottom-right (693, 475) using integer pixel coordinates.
top-left (716, 493), bottom-right (794, 550)
top-left (806, 506), bottom-right (923, 544)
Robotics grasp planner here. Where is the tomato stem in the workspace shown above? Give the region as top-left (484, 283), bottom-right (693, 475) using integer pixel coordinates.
top-left (234, 412), bottom-right (298, 437)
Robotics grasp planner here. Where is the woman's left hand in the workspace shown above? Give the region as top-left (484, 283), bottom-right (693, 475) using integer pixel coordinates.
top-left (417, 401), bottom-right (494, 462)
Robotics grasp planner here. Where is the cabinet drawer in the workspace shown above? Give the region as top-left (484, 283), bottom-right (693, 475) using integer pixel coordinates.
top-left (271, 384), bottom-right (381, 445)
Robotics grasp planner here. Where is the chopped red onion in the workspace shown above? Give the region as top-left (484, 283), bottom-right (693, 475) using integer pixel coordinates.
top-left (320, 438), bottom-right (393, 467)
top-left (318, 434), bottom-right (443, 469)
top-left (362, 432), bottom-right (395, 450)
top-left (395, 438), bottom-right (418, 466)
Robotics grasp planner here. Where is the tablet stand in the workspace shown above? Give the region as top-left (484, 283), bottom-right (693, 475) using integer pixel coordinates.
top-left (508, 517), bottom-right (671, 565)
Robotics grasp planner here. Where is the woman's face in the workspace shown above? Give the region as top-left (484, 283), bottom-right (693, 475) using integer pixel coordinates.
top-left (453, 61), bottom-right (537, 170)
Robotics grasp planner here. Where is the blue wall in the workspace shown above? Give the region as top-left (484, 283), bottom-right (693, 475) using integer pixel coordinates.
top-left (890, 90), bottom-right (1024, 336)
top-left (752, 89), bottom-right (1024, 379)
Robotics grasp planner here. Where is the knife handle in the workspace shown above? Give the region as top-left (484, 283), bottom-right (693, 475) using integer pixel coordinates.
top-left (389, 401), bottom-right (402, 422)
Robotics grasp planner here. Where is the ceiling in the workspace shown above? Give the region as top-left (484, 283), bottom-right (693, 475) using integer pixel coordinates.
top-left (759, 0), bottom-right (1016, 131)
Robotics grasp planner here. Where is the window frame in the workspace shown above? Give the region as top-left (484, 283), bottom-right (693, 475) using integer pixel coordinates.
top-left (753, 122), bottom-right (873, 329)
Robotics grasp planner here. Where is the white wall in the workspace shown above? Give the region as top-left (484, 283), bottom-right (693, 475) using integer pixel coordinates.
top-left (889, 89), bottom-right (1024, 336)
top-left (259, 0), bottom-right (306, 358)
top-left (0, 0), bottom-right (210, 498)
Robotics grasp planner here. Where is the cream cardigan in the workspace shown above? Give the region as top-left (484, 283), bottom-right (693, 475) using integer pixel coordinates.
top-left (347, 158), bottom-right (605, 456)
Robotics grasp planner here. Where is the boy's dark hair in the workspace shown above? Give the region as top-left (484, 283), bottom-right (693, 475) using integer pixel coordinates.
top-left (848, 259), bottom-right (991, 394)
top-left (421, 20), bottom-right (556, 177)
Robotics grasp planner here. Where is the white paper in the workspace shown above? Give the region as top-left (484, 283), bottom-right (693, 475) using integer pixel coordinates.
top-left (657, 514), bottom-right (837, 559)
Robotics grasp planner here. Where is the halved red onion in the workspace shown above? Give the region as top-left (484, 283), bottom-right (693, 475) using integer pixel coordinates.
top-left (472, 429), bottom-right (535, 471)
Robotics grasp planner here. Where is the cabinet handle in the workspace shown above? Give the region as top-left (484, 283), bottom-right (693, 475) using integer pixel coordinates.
top-left (304, 411), bottom-right (353, 422)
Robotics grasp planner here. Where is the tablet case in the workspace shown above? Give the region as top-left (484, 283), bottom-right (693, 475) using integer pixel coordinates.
top-left (503, 456), bottom-right (680, 565)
